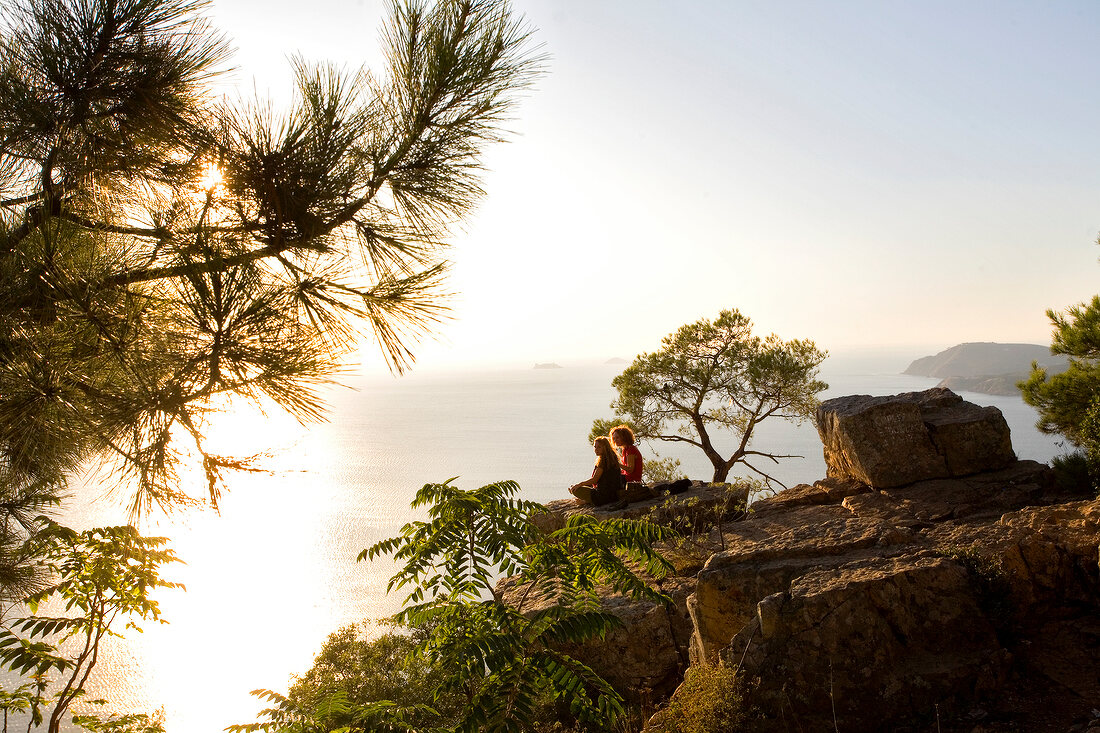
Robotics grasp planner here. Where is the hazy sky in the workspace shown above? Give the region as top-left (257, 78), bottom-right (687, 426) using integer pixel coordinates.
top-left (207, 0), bottom-right (1100, 371)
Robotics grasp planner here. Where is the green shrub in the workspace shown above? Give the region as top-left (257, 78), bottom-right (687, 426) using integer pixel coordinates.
top-left (643, 456), bottom-right (688, 484)
top-left (1051, 450), bottom-right (1100, 496)
top-left (647, 664), bottom-right (757, 733)
top-left (943, 545), bottom-right (1014, 629)
top-left (287, 621), bottom-right (462, 730)
top-left (647, 480), bottom-right (754, 560)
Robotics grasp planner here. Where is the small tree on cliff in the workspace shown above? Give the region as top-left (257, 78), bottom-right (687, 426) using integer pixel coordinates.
top-left (593, 309), bottom-right (827, 484)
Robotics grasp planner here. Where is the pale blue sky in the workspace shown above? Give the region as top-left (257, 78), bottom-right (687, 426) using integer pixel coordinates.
top-left (208, 0), bottom-right (1100, 370)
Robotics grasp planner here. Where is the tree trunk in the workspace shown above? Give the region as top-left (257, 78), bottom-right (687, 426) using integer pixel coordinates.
top-left (693, 413), bottom-right (728, 483)
top-left (712, 449), bottom-right (745, 483)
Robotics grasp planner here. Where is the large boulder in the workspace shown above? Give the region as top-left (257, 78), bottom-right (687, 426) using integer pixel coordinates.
top-left (815, 387), bottom-right (1015, 488)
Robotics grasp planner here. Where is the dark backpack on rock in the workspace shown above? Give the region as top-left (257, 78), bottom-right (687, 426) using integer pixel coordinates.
top-left (617, 481), bottom-right (655, 504)
top-left (653, 478), bottom-right (692, 495)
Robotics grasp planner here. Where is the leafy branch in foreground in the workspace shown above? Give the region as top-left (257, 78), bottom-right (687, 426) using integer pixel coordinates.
top-left (231, 620), bottom-right (462, 733)
top-left (226, 688), bottom-right (435, 733)
top-left (360, 479), bottom-right (676, 732)
top-left (0, 523), bottom-right (180, 733)
top-left (239, 479), bottom-right (680, 733)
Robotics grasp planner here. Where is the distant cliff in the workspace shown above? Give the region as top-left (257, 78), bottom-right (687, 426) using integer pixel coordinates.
top-left (904, 342), bottom-right (1068, 396)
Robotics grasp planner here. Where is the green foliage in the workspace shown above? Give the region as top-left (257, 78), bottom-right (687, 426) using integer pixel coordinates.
top-left (646, 481), bottom-right (753, 573)
top-left (0, 523), bottom-right (180, 733)
top-left (595, 309), bottom-right (827, 484)
top-left (1020, 361), bottom-right (1100, 447)
top-left (1020, 296), bottom-right (1100, 485)
top-left (943, 545), bottom-right (1013, 628)
top-left (647, 664), bottom-right (757, 733)
top-left (284, 621), bottom-right (463, 731)
top-left (70, 709), bottom-right (166, 733)
top-left (0, 682), bottom-right (43, 732)
top-left (587, 419), bottom-right (634, 445)
top-left (1, 0), bottom-right (542, 727)
top-left (524, 514), bottom-right (676, 608)
top-left (1050, 451), bottom-right (1100, 496)
top-left (356, 479), bottom-right (677, 733)
top-left (227, 688), bottom-right (434, 733)
top-left (364, 479), bottom-right (544, 607)
top-left (641, 457), bottom-right (687, 485)
top-left (0, 472), bottom-right (58, 610)
top-left (1047, 294), bottom-right (1100, 357)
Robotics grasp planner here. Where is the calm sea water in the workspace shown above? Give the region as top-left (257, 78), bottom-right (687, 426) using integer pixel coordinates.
top-left (39, 359), bottom-right (1064, 731)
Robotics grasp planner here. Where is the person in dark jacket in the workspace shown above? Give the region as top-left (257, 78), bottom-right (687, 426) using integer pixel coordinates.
top-left (568, 436), bottom-right (623, 506)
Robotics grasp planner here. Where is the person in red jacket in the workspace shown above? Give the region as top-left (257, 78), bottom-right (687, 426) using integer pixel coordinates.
top-left (611, 425), bottom-right (643, 483)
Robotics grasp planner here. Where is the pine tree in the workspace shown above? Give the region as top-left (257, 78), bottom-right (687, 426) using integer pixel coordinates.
top-left (1020, 294), bottom-right (1100, 489)
top-left (0, 0), bottom-right (541, 596)
top-left (0, 0), bottom-right (540, 515)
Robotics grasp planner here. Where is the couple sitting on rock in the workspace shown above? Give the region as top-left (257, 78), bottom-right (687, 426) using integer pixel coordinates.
top-left (568, 425), bottom-right (643, 508)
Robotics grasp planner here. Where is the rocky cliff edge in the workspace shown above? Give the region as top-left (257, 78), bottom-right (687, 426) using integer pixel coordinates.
top-left (500, 388), bottom-right (1100, 732)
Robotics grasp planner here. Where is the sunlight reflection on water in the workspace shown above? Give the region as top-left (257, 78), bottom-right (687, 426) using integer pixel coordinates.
top-left (57, 397), bottom-right (417, 731)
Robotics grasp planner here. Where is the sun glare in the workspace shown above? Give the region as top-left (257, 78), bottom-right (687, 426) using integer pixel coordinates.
top-left (197, 398), bottom-right (308, 461)
top-left (198, 163), bottom-right (223, 191)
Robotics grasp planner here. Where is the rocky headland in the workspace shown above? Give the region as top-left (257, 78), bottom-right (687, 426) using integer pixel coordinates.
top-left (904, 343), bottom-right (1069, 397)
top-left (503, 387), bottom-right (1100, 731)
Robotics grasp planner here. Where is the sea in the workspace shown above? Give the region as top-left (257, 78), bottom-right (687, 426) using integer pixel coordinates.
top-left (33, 355), bottom-right (1066, 731)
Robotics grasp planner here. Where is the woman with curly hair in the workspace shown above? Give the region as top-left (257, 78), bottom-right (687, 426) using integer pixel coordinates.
top-left (611, 424), bottom-right (643, 483)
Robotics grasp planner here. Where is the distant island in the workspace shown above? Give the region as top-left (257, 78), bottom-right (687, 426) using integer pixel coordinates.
top-left (605, 357), bottom-right (628, 365)
top-left (903, 342), bottom-right (1068, 396)
top-left (533, 362), bottom-right (563, 369)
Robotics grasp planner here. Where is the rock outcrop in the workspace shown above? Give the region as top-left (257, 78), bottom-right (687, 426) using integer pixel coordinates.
top-left (816, 387), bottom-right (1015, 488)
top-left (504, 390), bottom-right (1100, 731)
top-left (685, 464), bottom-right (1067, 729)
top-left (685, 392), bottom-right (1097, 730)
